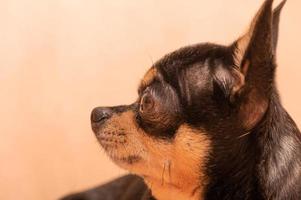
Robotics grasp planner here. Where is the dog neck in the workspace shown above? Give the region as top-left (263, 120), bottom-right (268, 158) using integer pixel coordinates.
top-left (253, 92), bottom-right (301, 199)
top-left (141, 155), bottom-right (208, 200)
top-left (143, 172), bottom-right (205, 200)
top-left (205, 91), bottom-right (301, 199)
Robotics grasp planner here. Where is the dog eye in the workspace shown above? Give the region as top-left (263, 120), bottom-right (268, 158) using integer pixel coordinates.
top-left (139, 93), bottom-right (154, 113)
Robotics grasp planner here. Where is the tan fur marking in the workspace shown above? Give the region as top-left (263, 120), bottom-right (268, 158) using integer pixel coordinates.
top-left (140, 67), bottom-right (157, 89)
top-left (96, 111), bottom-right (211, 200)
top-left (141, 125), bottom-right (210, 200)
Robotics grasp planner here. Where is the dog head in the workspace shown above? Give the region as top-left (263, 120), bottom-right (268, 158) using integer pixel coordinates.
top-left (91, 0), bottom-right (286, 199)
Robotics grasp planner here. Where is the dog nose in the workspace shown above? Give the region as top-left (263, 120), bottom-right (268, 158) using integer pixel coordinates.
top-left (91, 107), bottom-right (113, 123)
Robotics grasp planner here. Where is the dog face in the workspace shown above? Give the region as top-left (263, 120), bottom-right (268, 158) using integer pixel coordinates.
top-left (91, 65), bottom-right (212, 198)
top-left (91, 0), bottom-right (286, 199)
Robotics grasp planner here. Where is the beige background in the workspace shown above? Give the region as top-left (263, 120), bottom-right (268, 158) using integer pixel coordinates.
top-left (0, 0), bottom-right (300, 199)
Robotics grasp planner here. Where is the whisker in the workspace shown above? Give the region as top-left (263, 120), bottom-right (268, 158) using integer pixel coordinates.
top-left (167, 160), bottom-right (172, 183)
top-left (237, 131), bottom-right (251, 139)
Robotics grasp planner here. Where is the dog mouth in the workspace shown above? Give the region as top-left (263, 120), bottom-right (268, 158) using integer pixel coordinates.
top-left (113, 155), bottom-right (142, 165)
top-left (91, 121), bottom-right (105, 134)
top-left (93, 130), bottom-right (142, 165)
top-left (96, 131), bottom-right (126, 143)
top-left (91, 122), bottom-right (125, 143)
top-left (95, 131), bottom-right (126, 149)
top-left (100, 142), bottom-right (142, 165)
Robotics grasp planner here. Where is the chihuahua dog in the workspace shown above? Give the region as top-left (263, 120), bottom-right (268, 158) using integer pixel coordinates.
top-left (62, 0), bottom-right (301, 199)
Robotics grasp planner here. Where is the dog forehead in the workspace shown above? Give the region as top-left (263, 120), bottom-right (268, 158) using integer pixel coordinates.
top-left (154, 43), bottom-right (232, 82)
top-left (138, 43), bottom-right (232, 94)
top-left (157, 43), bottom-right (230, 68)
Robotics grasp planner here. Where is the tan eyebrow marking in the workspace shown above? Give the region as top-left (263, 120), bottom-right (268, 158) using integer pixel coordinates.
top-left (139, 67), bottom-right (158, 92)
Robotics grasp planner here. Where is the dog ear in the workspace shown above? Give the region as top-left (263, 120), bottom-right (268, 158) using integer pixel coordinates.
top-left (232, 0), bottom-right (287, 65)
top-left (233, 0), bottom-right (273, 69)
top-left (232, 0), bottom-right (286, 82)
top-left (235, 0), bottom-right (287, 131)
top-left (272, 0), bottom-right (287, 55)
top-left (214, 0), bottom-right (286, 130)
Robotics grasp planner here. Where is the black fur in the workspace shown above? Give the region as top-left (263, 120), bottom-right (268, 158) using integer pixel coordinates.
top-left (60, 175), bottom-right (152, 200)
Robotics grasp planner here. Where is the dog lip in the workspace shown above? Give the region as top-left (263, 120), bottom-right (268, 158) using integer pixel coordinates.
top-left (91, 121), bottom-right (105, 134)
top-left (96, 132), bottom-right (126, 145)
top-left (113, 155), bottom-right (142, 165)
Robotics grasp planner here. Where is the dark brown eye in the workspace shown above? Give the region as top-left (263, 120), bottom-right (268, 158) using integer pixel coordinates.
top-left (139, 93), bottom-right (154, 113)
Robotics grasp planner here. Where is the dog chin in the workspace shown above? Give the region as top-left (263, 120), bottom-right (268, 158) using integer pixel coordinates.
top-left (111, 155), bottom-right (142, 166)
top-left (105, 153), bottom-right (143, 170)
top-left (94, 131), bottom-right (142, 166)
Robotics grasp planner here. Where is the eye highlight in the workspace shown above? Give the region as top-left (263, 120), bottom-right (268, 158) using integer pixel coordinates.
top-left (139, 93), bottom-right (154, 113)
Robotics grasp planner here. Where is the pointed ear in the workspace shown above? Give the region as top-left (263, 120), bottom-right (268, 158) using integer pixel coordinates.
top-left (228, 0), bottom-right (286, 131)
top-left (233, 0), bottom-right (287, 69)
top-left (233, 0), bottom-right (274, 70)
top-left (272, 0), bottom-right (287, 54)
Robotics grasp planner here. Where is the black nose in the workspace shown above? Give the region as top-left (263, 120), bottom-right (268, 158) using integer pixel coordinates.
top-left (91, 107), bottom-right (113, 123)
